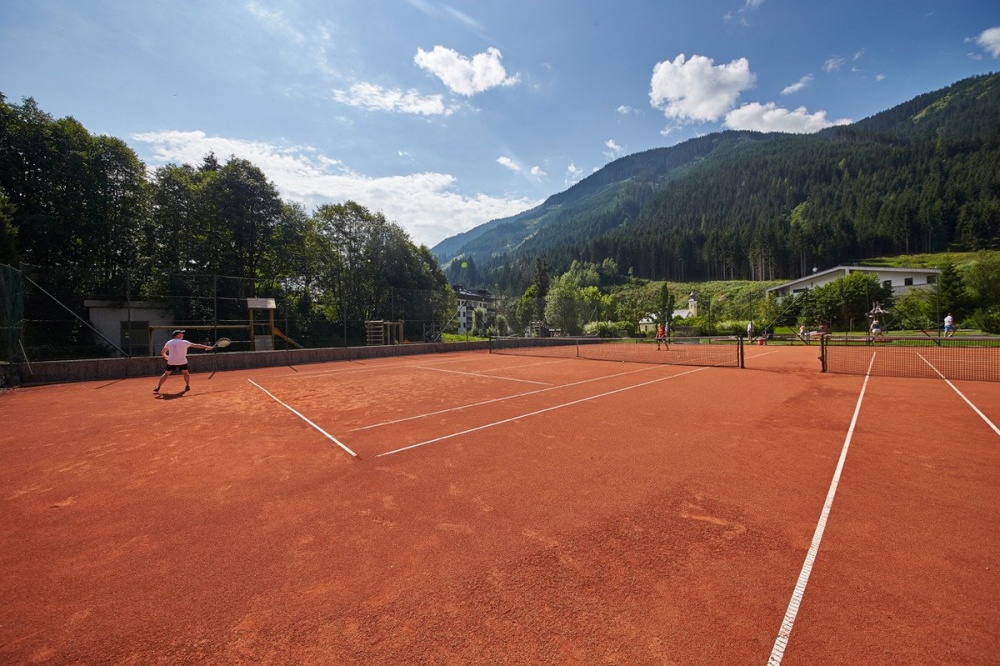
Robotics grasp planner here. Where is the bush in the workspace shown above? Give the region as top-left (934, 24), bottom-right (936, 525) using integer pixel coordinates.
top-left (584, 321), bottom-right (622, 338)
top-left (970, 307), bottom-right (1000, 334)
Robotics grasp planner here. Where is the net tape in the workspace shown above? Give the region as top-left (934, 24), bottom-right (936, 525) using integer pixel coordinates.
top-left (490, 336), bottom-right (744, 369)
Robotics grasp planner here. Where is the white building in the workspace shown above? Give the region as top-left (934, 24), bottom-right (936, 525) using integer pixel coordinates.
top-left (766, 266), bottom-right (940, 301)
top-left (453, 286), bottom-right (494, 334)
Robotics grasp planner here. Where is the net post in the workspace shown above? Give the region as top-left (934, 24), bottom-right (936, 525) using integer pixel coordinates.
top-left (739, 334), bottom-right (745, 368)
top-left (820, 335), bottom-right (828, 372)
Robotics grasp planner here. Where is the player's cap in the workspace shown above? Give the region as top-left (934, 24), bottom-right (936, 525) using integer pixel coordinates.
top-left (172, 329), bottom-right (185, 335)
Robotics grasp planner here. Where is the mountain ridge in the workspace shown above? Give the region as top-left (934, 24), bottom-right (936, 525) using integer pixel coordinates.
top-left (433, 71), bottom-right (1000, 290)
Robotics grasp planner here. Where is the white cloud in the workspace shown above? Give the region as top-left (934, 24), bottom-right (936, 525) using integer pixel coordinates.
top-left (781, 75), bottom-right (813, 95)
top-left (565, 162), bottom-right (585, 185)
top-left (970, 26), bottom-right (1000, 58)
top-left (649, 54), bottom-right (756, 122)
top-left (823, 56), bottom-right (846, 72)
top-left (617, 105), bottom-right (637, 115)
top-left (332, 82), bottom-right (454, 116)
top-left (604, 139), bottom-right (624, 158)
top-left (132, 130), bottom-right (538, 247)
top-left (529, 166), bottom-right (547, 178)
top-left (496, 156), bottom-right (521, 172)
top-left (724, 102), bottom-right (852, 133)
top-left (414, 45), bottom-right (520, 96)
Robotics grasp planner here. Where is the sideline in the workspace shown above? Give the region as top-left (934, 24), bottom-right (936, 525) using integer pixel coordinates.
top-left (768, 354), bottom-right (875, 665)
top-left (918, 353), bottom-right (1000, 437)
top-left (248, 379), bottom-right (359, 458)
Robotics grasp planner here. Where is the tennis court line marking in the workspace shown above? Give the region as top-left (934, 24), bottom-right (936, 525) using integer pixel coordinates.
top-left (917, 354), bottom-right (1000, 437)
top-left (375, 365), bottom-right (710, 457)
top-left (417, 366), bottom-right (553, 385)
top-left (248, 379), bottom-right (359, 458)
top-left (351, 364), bottom-right (666, 432)
top-left (768, 354), bottom-right (875, 666)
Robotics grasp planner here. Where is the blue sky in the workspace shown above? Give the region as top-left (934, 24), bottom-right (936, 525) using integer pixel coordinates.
top-left (1, 1), bottom-right (998, 248)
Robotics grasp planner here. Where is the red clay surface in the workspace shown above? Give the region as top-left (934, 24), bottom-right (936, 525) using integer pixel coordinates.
top-left (2, 345), bottom-right (999, 665)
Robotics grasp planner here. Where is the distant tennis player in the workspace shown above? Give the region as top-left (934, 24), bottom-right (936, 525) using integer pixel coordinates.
top-left (656, 322), bottom-right (667, 350)
top-left (944, 313), bottom-right (955, 337)
top-left (154, 330), bottom-right (214, 394)
top-left (869, 319), bottom-right (882, 340)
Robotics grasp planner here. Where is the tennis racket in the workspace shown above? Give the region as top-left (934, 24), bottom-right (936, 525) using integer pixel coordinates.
top-left (211, 337), bottom-right (231, 351)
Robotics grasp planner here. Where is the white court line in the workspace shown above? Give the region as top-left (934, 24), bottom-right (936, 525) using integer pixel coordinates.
top-left (350, 364), bottom-right (664, 432)
top-left (918, 353), bottom-right (1000, 437)
top-left (376, 366), bottom-right (709, 457)
top-left (418, 365), bottom-right (553, 386)
top-left (248, 379), bottom-right (359, 458)
top-left (768, 354), bottom-right (875, 665)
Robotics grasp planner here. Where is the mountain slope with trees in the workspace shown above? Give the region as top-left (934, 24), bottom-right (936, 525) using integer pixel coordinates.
top-left (436, 72), bottom-right (1000, 295)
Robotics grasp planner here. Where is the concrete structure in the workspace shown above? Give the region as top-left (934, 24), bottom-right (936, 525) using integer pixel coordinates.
top-left (766, 266), bottom-right (940, 300)
top-left (1, 341), bottom-right (490, 387)
top-left (84, 300), bottom-right (174, 356)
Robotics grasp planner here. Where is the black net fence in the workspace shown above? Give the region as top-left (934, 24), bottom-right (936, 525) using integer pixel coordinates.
top-left (0, 263), bottom-right (456, 363)
top-left (820, 335), bottom-right (1000, 382)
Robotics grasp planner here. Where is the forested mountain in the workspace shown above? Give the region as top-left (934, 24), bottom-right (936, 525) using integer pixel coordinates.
top-left (435, 72), bottom-right (1000, 293)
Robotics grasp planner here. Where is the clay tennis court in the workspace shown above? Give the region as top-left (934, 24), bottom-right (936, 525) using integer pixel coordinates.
top-left (2, 344), bottom-right (999, 665)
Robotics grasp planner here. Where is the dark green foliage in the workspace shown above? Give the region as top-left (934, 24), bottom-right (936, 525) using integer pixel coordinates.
top-left (435, 73), bottom-right (1000, 294)
top-left (0, 94), bottom-right (453, 354)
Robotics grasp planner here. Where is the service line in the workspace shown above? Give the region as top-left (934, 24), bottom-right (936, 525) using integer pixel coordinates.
top-left (768, 354), bottom-right (875, 665)
top-left (351, 364), bottom-right (665, 432)
top-left (376, 365), bottom-right (709, 457)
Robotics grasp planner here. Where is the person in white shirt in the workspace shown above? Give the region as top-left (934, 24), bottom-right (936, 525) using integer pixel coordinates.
top-left (154, 330), bottom-right (214, 394)
top-left (944, 313), bottom-right (955, 337)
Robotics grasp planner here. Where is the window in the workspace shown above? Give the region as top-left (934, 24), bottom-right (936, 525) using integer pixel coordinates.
top-left (904, 277), bottom-right (914, 286)
top-left (883, 280), bottom-right (892, 288)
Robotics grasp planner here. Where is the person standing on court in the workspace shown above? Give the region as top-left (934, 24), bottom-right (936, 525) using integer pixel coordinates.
top-left (746, 320), bottom-right (754, 340)
top-left (154, 330), bottom-right (214, 394)
top-left (944, 313), bottom-right (955, 337)
top-left (656, 322), bottom-right (667, 350)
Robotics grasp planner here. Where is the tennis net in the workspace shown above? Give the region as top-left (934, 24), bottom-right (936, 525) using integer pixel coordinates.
top-left (820, 335), bottom-right (1000, 382)
top-left (489, 336), bottom-right (744, 368)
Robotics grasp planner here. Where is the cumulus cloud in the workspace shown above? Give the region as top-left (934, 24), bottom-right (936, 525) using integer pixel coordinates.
top-left (604, 139), bottom-right (624, 158)
top-left (724, 102), bottom-right (852, 133)
top-left (415, 46), bottom-right (520, 96)
top-left (782, 75), bottom-right (813, 95)
top-left (332, 82), bottom-right (454, 115)
top-left (565, 162), bottom-right (585, 185)
top-left (649, 54), bottom-right (756, 122)
top-left (496, 156), bottom-right (521, 172)
top-left (969, 26), bottom-right (1000, 58)
top-left (132, 130), bottom-right (538, 246)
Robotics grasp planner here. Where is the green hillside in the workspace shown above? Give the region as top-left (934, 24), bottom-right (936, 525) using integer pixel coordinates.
top-left (436, 72), bottom-right (1000, 294)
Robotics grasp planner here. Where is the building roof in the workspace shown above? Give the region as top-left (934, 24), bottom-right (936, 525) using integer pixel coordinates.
top-left (766, 265), bottom-right (940, 296)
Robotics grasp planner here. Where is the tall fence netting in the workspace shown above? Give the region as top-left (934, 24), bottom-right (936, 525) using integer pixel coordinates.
top-left (0, 263), bottom-right (456, 363)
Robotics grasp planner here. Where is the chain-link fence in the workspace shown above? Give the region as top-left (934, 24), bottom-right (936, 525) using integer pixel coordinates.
top-left (0, 263), bottom-right (456, 363)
